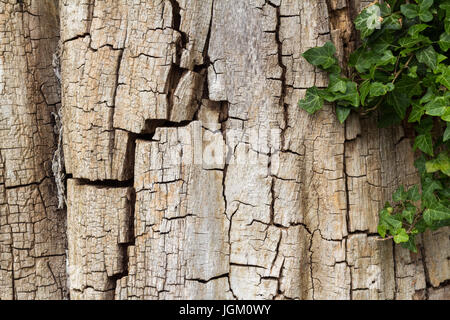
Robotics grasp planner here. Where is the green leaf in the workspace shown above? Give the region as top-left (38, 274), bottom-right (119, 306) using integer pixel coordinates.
top-left (399, 34), bottom-right (430, 48)
top-left (401, 4), bottom-right (419, 19)
top-left (336, 106), bottom-right (351, 124)
top-left (393, 186), bottom-right (407, 202)
top-left (415, 116), bottom-right (433, 134)
top-left (424, 204), bottom-right (450, 226)
top-left (382, 13), bottom-right (403, 30)
top-left (378, 50), bottom-right (397, 67)
top-left (387, 92), bottom-right (410, 119)
top-left (393, 228), bottom-right (409, 243)
top-left (407, 185), bottom-right (421, 202)
top-left (298, 87), bottom-right (324, 114)
top-left (395, 76), bottom-right (422, 98)
top-left (437, 54), bottom-right (447, 64)
top-left (416, 46), bottom-right (438, 70)
top-left (418, 0), bottom-right (434, 22)
top-left (425, 152), bottom-right (450, 176)
top-left (329, 74), bottom-right (347, 93)
top-left (420, 88), bottom-right (434, 104)
top-left (444, 123), bottom-right (450, 142)
top-left (380, 207), bottom-right (403, 231)
top-left (370, 82), bottom-right (394, 97)
top-left (302, 42), bottom-right (337, 69)
top-left (377, 224), bottom-right (387, 238)
top-left (355, 5), bottom-right (382, 38)
top-left (408, 103), bottom-right (425, 122)
top-left (326, 82), bottom-right (360, 107)
top-left (401, 235), bottom-right (418, 253)
top-left (371, 33), bottom-right (395, 52)
top-left (349, 48), bottom-right (370, 73)
top-left (415, 218), bottom-right (428, 233)
top-left (414, 134), bottom-right (434, 156)
top-left (442, 108), bottom-right (450, 121)
top-left (408, 24), bottom-right (429, 38)
top-left (425, 97), bottom-right (450, 117)
top-left (439, 32), bottom-right (450, 51)
top-left (424, 96), bottom-right (448, 116)
top-left (359, 80), bottom-right (371, 106)
top-left (402, 203), bottom-right (417, 224)
top-left (408, 65), bottom-right (418, 78)
top-left (422, 176), bottom-right (443, 198)
top-left (436, 65), bottom-right (450, 90)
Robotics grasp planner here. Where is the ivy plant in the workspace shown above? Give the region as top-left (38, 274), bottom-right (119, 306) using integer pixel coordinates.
top-left (298, 0), bottom-right (450, 252)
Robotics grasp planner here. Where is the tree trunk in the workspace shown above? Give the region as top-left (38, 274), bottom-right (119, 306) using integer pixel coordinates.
top-left (0, 0), bottom-right (448, 300)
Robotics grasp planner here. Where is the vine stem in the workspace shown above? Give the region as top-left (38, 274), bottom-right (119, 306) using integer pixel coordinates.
top-left (359, 54), bottom-right (414, 116)
top-left (376, 211), bottom-right (423, 241)
top-left (392, 54), bottom-right (414, 84)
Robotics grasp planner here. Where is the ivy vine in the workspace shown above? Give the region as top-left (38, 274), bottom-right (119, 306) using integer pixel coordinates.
top-left (298, 0), bottom-right (450, 252)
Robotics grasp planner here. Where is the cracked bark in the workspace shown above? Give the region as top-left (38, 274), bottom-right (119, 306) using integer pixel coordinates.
top-left (0, 0), bottom-right (67, 300)
top-left (0, 0), bottom-right (448, 300)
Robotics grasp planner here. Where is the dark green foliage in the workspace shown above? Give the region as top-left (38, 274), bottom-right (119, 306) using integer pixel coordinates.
top-left (298, 0), bottom-right (450, 252)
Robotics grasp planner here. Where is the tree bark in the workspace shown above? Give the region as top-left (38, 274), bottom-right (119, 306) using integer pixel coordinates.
top-left (0, 0), bottom-right (448, 300)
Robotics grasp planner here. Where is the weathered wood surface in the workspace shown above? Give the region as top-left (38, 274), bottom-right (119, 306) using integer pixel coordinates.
top-left (0, 0), bottom-right (448, 300)
top-left (0, 0), bottom-right (66, 299)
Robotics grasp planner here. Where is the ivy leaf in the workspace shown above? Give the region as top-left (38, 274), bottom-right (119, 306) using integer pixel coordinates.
top-left (387, 92), bottom-right (410, 119)
top-left (336, 106), bottom-right (351, 124)
top-left (442, 108), bottom-right (450, 121)
top-left (329, 74), bottom-right (347, 93)
top-left (359, 80), bottom-right (371, 106)
top-left (371, 32), bottom-right (395, 52)
top-left (393, 228), bottom-right (409, 244)
top-left (414, 133), bottom-right (434, 156)
top-left (424, 96), bottom-right (448, 116)
top-left (422, 175), bottom-right (443, 195)
top-left (399, 34), bottom-right (430, 48)
top-left (407, 185), bottom-right (421, 202)
top-left (380, 207), bottom-right (403, 231)
top-left (416, 46), bottom-right (438, 70)
top-left (408, 24), bottom-right (429, 37)
top-left (425, 152), bottom-right (450, 176)
top-left (415, 116), bottom-right (433, 134)
top-left (418, 0), bottom-right (434, 22)
top-left (444, 123), bottom-right (450, 142)
top-left (408, 103), bottom-right (425, 122)
top-left (401, 3), bottom-right (419, 18)
top-left (376, 50), bottom-right (397, 67)
top-left (402, 204), bottom-right (416, 224)
top-left (442, 3), bottom-right (450, 33)
top-left (415, 218), bottom-right (429, 233)
top-left (401, 235), bottom-right (418, 253)
top-left (395, 75), bottom-right (422, 98)
top-left (393, 186), bottom-right (407, 202)
top-left (439, 32), bottom-right (450, 51)
top-left (420, 87), bottom-right (434, 104)
top-left (419, 0), bottom-right (433, 22)
top-left (329, 82), bottom-right (360, 107)
top-left (436, 65), bottom-right (450, 89)
top-left (382, 13), bottom-right (403, 30)
top-left (423, 204), bottom-right (450, 226)
top-left (370, 82), bottom-right (394, 97)
top-left (408, 65), bottom-right (418, 78)
top-left (302, 42), bottom-right (337, 70)
top-left (377, 224), bottom-right (387, 238)
top-left (349, 48), bottom-right (378, 73)
top-left (355, 5), bottom-right (382, 38)
top-left (298, 87), bottom-right (324, 114)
